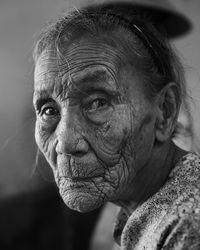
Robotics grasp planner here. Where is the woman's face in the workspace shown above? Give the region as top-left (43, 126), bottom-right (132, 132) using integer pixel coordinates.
top-left (33, 37), bottom-right (157, 212)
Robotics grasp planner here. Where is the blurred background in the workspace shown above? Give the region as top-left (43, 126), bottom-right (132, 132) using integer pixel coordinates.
top-left (0, 0), bottom-right (200, 249)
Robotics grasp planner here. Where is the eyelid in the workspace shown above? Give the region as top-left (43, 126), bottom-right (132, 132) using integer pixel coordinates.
top-left (82, 92), bottom-right (109, 104)
top-left (35, 98), bottom-right (57, 112)
top-left (81, 92), bottom-right (112, 114)
top-left (82, 88), bottom-right (120, 98)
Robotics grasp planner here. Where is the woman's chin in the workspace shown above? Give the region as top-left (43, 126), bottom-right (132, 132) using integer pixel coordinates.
top-left (59, 188), bottom-right (105, 213)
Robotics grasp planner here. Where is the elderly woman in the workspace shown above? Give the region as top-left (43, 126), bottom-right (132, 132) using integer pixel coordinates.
top-left (33, 5), bottom-right (200, 250)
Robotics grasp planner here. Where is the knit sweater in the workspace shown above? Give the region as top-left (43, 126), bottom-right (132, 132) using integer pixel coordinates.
top-left (113, 153), bottom-right (200, 250)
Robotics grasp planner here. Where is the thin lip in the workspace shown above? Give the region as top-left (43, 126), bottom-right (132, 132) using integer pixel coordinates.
top-left (63, 176), bottom-right (101, 182)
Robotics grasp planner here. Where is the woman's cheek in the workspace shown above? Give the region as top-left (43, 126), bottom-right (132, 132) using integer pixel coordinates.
top-left (35, 120), bottom-right (57, 165)
top-left (90, 105), bottom-right (132, 166)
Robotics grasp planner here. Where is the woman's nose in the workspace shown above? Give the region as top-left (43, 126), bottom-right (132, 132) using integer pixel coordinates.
top-left (55, 112), bottom-right (89, 156)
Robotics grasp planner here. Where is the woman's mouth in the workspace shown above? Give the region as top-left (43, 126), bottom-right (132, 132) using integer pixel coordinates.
top-left (64, 175), bottom-right (102, 182)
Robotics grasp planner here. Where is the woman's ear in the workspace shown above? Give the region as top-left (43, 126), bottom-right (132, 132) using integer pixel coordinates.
top-left (155, 82), bottom-right (180, 142)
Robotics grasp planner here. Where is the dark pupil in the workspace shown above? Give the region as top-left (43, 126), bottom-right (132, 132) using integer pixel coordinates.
top-left (98, 99), bottom-right (106, 107)
top-left (45, 107), bottom-right (56, 115)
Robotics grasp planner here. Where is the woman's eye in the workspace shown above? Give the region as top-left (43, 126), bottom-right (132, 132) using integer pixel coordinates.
top-left (82, 95), bottom-right (113, 124)
top-left (86, 98), bottom-right (108, 112)
top-left (41, 106), bottom-right (60, 118)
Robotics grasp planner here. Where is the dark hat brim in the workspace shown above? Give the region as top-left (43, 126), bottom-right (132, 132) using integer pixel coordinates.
top-left (84, 1), bottom-right (192, 38)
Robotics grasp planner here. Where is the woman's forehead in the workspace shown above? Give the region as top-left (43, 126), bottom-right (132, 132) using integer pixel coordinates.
top-left (34, 38), bottom-right (129, 91)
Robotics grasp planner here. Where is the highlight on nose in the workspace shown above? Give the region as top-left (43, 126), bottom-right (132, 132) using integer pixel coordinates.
top-left (56, 130), bottom-right (89, 156)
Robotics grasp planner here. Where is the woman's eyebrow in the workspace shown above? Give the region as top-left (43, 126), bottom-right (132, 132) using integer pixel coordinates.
top-left (74, 70), bottom-right (110, 83)
top-left (64, 69), bottom-right (118, 92)
top-left (33, 90), bottom-right (51, 107)
top-left (33, 69), bottom-right (120, 105)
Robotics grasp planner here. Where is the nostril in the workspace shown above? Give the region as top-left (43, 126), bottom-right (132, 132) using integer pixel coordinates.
top-left (74, 151), bottom-right (87, 157)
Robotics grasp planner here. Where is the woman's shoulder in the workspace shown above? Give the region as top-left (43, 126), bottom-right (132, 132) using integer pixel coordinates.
top-left (165, 152), bottom-right (200, 206)
top-left (169, 152), bottom-right (200, 180)
top-left (156, 152), bottom-right (200, 218)
top-left (151, 152), bottom-right (200, 249)
top-left (119, 152), bottom-right (200, 249)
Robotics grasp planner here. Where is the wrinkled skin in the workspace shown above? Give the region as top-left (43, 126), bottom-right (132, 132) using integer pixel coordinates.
top-left (33, 37), bottom-right (165, 212)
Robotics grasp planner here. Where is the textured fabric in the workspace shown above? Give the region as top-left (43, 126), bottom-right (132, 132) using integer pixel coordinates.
top-left (113, 153), bottom-right (200, 250)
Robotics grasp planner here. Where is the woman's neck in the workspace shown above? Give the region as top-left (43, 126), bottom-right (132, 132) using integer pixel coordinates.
top-left (116, 140), bottom-right (188, 216)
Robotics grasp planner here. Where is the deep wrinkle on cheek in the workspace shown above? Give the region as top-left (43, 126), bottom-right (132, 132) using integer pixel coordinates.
top-left (35, 121), bottom-right (50, 153)
top-left (35, 121), bottom-right (58, 168)
top-left (87, 104), bottom-right (132, 167)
